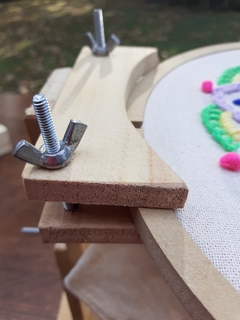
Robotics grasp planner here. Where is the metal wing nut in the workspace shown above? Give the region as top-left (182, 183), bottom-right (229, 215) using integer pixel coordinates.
top-left (13, 120), bottom-right (87, 169)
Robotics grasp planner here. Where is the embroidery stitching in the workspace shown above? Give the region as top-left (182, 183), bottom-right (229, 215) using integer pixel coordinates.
top-left (201, 66), bottom-right (240, 171)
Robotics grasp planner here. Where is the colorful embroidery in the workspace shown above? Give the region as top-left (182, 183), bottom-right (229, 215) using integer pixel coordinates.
top-left (233, 99), bottom-right (240, 106)
top-left (220, 112), bottom-right (240, 141)
top-left (220, 152), bottom-right (240, 171)
top-left (202, 81), bottom-right (213, 93)
top-left (217, 66), bottom-right (240, 85)
top-left (201, 105), bottom-right (240, 151)
top-left (201, 66), bottom-right (240, 171)
top-left (212, 84), bottom-right (240, 122)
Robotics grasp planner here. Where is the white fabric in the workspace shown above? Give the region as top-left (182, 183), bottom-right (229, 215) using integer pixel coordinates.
top-left (143, 50), bottom-right (240, 292)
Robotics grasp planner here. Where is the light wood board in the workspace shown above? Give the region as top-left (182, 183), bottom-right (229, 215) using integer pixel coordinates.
top-left (22, 46), bottom-right (188, 209)
top-left (39, 202), bottom-right (140, 243)
top-left (57, 292), bottom-right (98, 320)
top-left (23, 69), bottom-right (139, 244)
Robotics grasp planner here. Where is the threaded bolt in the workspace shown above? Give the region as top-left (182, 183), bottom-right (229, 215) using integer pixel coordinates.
top-left (84, 8), bottom-right (120, 56)
top-left (32, 94), bottom-right (60, 154)
top-left (94, 9), bottom-right (106, 48)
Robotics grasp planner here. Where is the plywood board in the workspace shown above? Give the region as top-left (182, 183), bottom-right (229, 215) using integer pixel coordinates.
top-left (22, 46), bottom-right (188, 209)
top-left (39, 202), bottom-right (140, 243)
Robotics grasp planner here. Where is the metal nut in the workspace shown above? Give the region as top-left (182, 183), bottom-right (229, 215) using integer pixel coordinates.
top-left (13, 94), bottom-right (87, 169)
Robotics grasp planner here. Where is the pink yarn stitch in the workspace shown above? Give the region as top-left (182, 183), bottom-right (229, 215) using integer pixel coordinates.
top-left (219, 152), bottom-right (240, 171)
top-left (201, 81), bottom-right (213, 93)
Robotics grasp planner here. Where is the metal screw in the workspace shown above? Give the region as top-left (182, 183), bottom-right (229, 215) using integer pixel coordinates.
top-left (84, 8), bottom-right (120, 56)
top-left (13, 93), bottom-right (87, 169)
top-left (94, 9), bottom-right (106, 49)
top-left (62, 202), bottom-right (79, 211)
top-left (33, 94), bottom-right (60, 154)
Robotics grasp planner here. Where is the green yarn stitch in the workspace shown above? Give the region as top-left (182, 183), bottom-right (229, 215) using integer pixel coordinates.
top-left (201, 104), bottom-right (240, 152)
top-left (202, 66), bottom-right (240, 153)
top-left (217, 66), bottom-right (240, 85)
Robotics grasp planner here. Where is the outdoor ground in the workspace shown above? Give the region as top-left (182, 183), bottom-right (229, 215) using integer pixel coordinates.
top-left (1, 0), bottom-right (240, 94)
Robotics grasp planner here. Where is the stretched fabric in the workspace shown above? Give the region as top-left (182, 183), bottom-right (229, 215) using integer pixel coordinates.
top-left (143, 50), bottom-right (240, 293)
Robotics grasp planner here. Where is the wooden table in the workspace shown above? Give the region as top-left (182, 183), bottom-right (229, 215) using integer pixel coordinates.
top-left (23, 43), bottom-right (240, 320)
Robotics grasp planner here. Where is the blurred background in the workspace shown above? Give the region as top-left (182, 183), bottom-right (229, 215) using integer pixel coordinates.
top-left (1, 0), bottom-right (240, 94)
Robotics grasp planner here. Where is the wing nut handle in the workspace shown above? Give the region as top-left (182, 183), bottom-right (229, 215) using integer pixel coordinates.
top-left (13, 119), bottom-right (87, 169)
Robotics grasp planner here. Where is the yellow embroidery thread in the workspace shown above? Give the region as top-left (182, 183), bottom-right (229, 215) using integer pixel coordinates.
top-left (220, 111), bottom-right (240, 141)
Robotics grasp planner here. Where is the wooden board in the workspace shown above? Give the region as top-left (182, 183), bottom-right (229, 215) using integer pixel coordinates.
top-left (22, 46), bottom-right (188, 210)
top-left (128, 42), bottom-right (240, 320)
top-left (39, 202), bottom-right (140, 243)
top-left (23, 68), bottom-right (139, 244)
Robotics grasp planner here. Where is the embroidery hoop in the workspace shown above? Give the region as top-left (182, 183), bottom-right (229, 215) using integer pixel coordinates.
top-left (129, 42), bottom-right (240, 319)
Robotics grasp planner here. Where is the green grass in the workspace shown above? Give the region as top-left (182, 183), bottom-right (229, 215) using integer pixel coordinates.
top-left (0, 0), bottom-right (240, 93)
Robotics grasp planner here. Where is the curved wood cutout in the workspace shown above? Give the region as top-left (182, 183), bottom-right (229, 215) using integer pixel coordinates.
top-left (128, 43), bottom-right (240, 320)
top-left (22, 46), bottom-right (187, 209)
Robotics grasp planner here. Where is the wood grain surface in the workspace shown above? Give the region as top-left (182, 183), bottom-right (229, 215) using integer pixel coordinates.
top-left (22, 46), bottom-right (188, 209)
top-left (57, 292), bottom-right (99, 320)
top-left (39, 202), bottom-right (140, 243)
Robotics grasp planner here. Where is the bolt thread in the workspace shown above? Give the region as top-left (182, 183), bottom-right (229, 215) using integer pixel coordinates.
top-left (94, 9), bottom-right (105, 48)
top-left (32, 94), bottom-right (60, 154)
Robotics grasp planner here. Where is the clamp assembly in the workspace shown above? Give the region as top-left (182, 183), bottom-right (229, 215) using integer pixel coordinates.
top-left (13, 94), bottom-right (87, 169)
